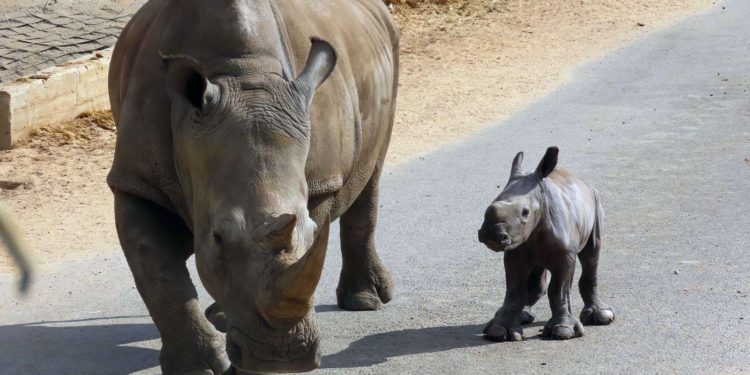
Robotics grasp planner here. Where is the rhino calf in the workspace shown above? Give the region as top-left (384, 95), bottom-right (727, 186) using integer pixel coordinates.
top-left (477, 147), bottom-right (614, 341)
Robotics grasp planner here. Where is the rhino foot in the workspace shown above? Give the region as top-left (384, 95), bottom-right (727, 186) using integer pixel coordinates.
top-left (519, 309), bottom-right (535, 325)
top-left (205, 302), bottom-right (228, 333)
top-left (483, 318), bottom-right (524, 342)
top-left (542, 316), bottom-right (584, 340)
top-left (336, 268), bottom-right (394, 311)
top-left (159, 326), bottom-right (230, 375)
top-left (580, 306), bottom-right (615, 326)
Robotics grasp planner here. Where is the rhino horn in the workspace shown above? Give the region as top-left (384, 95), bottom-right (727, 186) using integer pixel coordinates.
top-left (275, 216), bottom-right (330, 313)
top-left (252, 214), bottom-right (297, 252)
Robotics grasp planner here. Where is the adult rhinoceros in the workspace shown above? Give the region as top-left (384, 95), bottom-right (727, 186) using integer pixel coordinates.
top-left (107, 0), bottom-right (398, 373)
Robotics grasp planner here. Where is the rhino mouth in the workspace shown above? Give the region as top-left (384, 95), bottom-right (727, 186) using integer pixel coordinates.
top-left (478, 228), bottom-right (511, 252)
top-left (226, 314), bottom-right (321, 373)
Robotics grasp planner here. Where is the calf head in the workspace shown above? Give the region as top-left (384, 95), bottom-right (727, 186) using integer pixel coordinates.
top-left (478, 147), bottom-right (558, 252)
top-left (163, 39), bottom-right (336, 372)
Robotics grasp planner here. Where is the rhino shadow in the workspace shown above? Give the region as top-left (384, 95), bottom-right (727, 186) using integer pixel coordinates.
top-left (0, 317), bottom-right (159, 374)
top-left (322, 324), bottom-right (491, 369)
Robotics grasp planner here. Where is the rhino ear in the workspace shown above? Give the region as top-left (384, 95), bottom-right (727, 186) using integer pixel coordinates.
top-left (163, 54), bottom-right (217, 111)
top-left (535, 147), bottom-right (559, 179)
top-left (253, 214), bottom-right (297, 252)
top-left (294, 38), bottom-right (337, 102)
top-left (509, 152), bottom-right (524, 179)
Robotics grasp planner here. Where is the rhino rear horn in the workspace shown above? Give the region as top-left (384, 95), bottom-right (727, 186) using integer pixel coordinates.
top-left (535, 146), bottom-right (559, 178)
top-left (294, 38), bottom-right (337, 101)
top-left (253, 214), bottom-right (297, 252)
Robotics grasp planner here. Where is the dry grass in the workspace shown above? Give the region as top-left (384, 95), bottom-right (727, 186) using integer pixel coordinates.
top-left (18, 110), bottom-right (115, 151)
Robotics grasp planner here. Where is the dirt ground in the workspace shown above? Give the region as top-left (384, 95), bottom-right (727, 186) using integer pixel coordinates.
top-left (0, 0), bottom-right (715, 272)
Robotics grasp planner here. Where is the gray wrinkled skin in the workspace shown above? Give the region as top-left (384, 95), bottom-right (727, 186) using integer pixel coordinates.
top-left (478, 147), bottom-right (615, 342)
top-left (0, 205), bottom-right (32, 293)
top-left (107, 0), bottom-right (398, 373)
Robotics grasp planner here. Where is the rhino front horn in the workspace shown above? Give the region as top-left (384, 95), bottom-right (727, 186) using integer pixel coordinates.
top-left (253, 214), bottom-right (297, 251)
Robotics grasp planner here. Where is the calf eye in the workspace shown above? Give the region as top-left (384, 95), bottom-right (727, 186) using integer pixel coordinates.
top-left (521, 208), bottom-right (530, 218)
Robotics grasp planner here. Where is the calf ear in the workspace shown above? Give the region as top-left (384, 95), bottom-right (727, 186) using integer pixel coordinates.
top-left (294, 38), bottom-right (337, 103)
top-left (535, 146), bottom-right (559, 178)
top-left (509, 152), bottom-right (524, 179)
top-left (162, 54), bottom-right (217, 112)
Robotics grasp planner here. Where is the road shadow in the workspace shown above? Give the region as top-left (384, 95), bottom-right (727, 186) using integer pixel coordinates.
top-left (314, 304), bottom-right (341, 313)
top-left (322, 324), bottom-right (491, 369)
top-left (0, 317), bottom-right (160, 374)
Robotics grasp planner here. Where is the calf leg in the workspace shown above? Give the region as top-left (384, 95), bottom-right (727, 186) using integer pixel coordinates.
top-left (337, 166), bottom-right (394, 310)
top-left (484, 248), bottom-right (533, 341)
top-left (115, 192), bottom-right (229, 375)
top-left (578, 216), bottom-right (615, 325)
top-left (542, 253), bottom-right (584, 340)
top-left (519, 267), bottom-right (548, 325)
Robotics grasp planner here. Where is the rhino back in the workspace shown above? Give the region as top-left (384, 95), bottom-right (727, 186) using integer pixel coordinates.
top-left (107, 0), bottom-right (398, 223)
top-left (544, 169), bottom-right (599, 252)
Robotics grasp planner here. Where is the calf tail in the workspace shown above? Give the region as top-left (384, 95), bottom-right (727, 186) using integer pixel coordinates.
top-left (592, 189), bottom-right (604, 250)
top-left (0, 205), bottom-right (32, 293)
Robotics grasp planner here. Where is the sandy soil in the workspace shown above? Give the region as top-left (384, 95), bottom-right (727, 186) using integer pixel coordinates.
top-left (0, 0), bottom-right (716, 272)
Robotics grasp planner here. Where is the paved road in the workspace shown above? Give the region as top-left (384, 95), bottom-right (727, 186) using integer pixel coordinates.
top-left (2, 0), bottom-right (749, 373)
top-left (0, 1), bottom-right (143, 83)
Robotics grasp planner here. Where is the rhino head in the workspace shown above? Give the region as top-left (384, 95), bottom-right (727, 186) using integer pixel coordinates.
top-left (163, 39), bottom-right (336, 373)
top-left (478, 147), bottom-right (559, 252)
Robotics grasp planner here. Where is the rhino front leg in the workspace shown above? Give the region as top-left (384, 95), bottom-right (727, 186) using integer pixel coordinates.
top-left (542, 253), bottom-right (584, 340)
top-left (337, 166), bottom-right (394, 311)
top-left (484, 248), bottom-right (533, 341)
top-left (115, 192), bottom-right (230, 375)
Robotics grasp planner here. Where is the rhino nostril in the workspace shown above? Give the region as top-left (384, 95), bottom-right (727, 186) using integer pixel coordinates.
top-left (212, 231), bottom-right (223, 246)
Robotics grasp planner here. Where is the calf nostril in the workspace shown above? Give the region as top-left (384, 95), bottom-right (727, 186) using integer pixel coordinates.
top-left (212, 231), bottom-right (223, 246)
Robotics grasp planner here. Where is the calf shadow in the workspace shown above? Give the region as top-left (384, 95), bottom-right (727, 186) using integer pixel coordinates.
top-left (322, 324), bottom-right (492, 369)
top-left (0, 317), bottom-right (159, 374)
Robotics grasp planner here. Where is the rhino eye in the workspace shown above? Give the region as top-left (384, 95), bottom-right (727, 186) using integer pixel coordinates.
top-left (521, 208), bottom-right (530, 218)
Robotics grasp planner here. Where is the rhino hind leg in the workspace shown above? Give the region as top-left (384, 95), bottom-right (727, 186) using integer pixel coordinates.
top-left (115, 192), bottom-right (230, 374)
top-left (336, 166), bottom-right (394, 311)
top-left (542, 254), bottom-right (584, 340)
top-left (518, 267), bottom-right (548, 325)
top-left (577, 209), bottom-right (615, 326)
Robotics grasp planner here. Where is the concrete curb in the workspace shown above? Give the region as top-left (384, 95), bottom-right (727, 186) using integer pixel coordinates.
top-left (0, 48), bottom-right (112, 149)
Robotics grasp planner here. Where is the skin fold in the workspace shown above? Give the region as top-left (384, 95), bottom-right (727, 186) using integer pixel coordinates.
top-left (107, 0), bottom-right (399, 373)
top-left (478, 147), bottom-right (615, 342)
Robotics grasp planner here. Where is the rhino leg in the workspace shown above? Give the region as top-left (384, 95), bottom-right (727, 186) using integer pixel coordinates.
top-left (336, 166), bottom-right (394, 311)
top-left (542, 253), bottom-right (584, 340)
top-left (578, 215), bottom-right (615, 326)
top-left (115, 192), bottom-right (230, 375)
top-left (518, 267), bottom-right (548, 325)
top-left (484, 248), bottom-right (532, 341)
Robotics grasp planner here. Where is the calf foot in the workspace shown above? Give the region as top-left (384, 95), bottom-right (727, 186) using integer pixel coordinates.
top-left (519, 309), bottom-right (535, 325)
top-left (483, 316), bottom-right (524, 342)
top-left (336, 266), bottom-right (394, 311)
top-left (542, 315), bottom-right (584, 340)
top-left (205, 302), bottom-right (228, 333)
top-left (580, 306), bottom-right (615, 325)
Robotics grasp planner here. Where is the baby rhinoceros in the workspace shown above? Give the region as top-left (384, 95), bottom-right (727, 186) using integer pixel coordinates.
top-left (477, 146), bottom-right (615, 341)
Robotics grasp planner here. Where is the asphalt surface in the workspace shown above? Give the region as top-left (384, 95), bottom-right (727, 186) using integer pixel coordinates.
top-left (0, 1), bottom-right (143, 83)
top-left (1, 0), bottom-right (749, 373)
